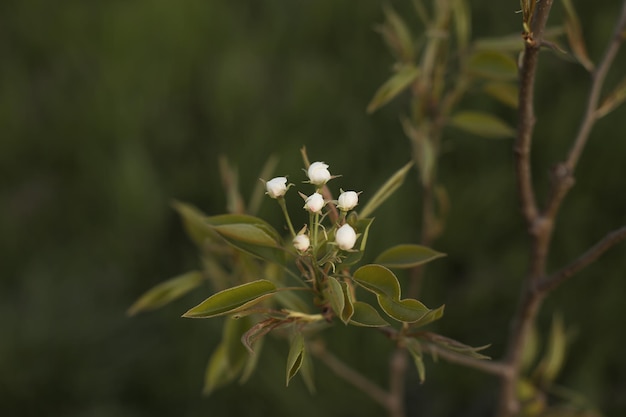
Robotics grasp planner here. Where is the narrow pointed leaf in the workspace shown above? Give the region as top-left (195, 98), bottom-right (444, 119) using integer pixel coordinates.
top-left (339, 282), bottom-right (355, 324)
top-left (359, 162), bottom-right (413, 218)
top-left (468, 50), bottom-right (517, 80)
top-left (349, 301), bottom-right (390, 327)
top-left (597, 76), bottom-right (626, 118)
top-left (483, 82), bottom-right (519, 108)
top-left (367, 65), bottom-right (419, 113)
top-left (450, 111), bottom-right (515, 139)
top-left (380, 5), bottom-right (414, 62)
top-left (375, 244), bottom-right (446, 269)
top-left (213, 223), bottom-right (279, 247)
top-left (299, 348), bottom-right (316, 394)
top-left (533, 314), bottom-right (566, 384)
top-left (183, 280), bottom-right (276, 318)
top-left (561, 0), bottom-right (594, 71)
top-left (409, 304), bottom-right (445, 328)
top-left (203, 344), bottom-right (233, 395)
top-left (240, 337), bottom-right (264, 383)
top-left (407, 339), bottom-right (426, 383)
top-left (286, 333), bottom-right (305, 386)
top-left (341, 217), bottom-right (375, 266)
top-left (323, 276), bottom-right (345, 322)
top-left (172, 201), bottom-right (216, 245)
top-left (452, 0), bottom-right (470, 51)
top-left (206, 214), bottom-right (282, 244)
top-left (128, 270), bottom-right (203, 316)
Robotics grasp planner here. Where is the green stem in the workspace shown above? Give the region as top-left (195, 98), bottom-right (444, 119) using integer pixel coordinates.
top-left (278, 197), bottom-right (296, 238)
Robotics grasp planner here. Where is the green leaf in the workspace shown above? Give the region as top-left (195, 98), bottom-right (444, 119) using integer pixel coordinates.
top-left (203, 317), bottom-right (253, 395)
top-left (299, 348), bottom-right (316, 394)
top-left (597, 75), bottom-right (626, 118)
top-left (367, 65), bottom-right (420, 113)
top-left (339, 282), bottom-right (355, 324)
top-left (353, 264), bottom-right (401, 299)
top-left (406, 339), bottom-right (426, 383)
top-left (378, 296), bottom-right (429, 323)
top-left (359, 162), bottom-right (413, 218)
top-left (401, 118), bottom-right (435, 186)
top-left (182, 280), bottom-right (276, 318)
top-left (375, 244), bottom-right (446, 269)
top-left (323, 276), bottom-right (345, 322)
top-left (171, 201), bottom-right (216, 245)
top-left (467, 50), bottom-right (517, 80)
top-left (450, 111), bottom-right (515, 139)
top-left (452, 0), bottom-right (470, 51)
top-left (561, 0), bottom-right (594, 71)
top-left (379, 5), bottom-right (415, 63)
top-left (353, 264), bottom-right (431, 323)
top-left (483, 82), bottom-right (519, 108)
top-left (349, 301), bottom-right (390, 327)
top-left (127, 270), bottom-right (204, 316)
top-left (409, 304), bottom-right (445, 328)
top-left (533, 314), bottom-right (566, 385)
top-left (286, 332), bottom-right (305, 386)
top-left (205, 214), bottom-right (285, 263)
top-left (240, 337), bottom-right (264, 383)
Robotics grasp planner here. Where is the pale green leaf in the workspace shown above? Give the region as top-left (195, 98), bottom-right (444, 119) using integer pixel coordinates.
top-left (171, 201), bottom-right (216, 245)
top-left (533, 314), bottom-right (566, 385)
top-left (353, 264), bottom-right (401, 299)
top-left (375, 244), bottom-right (446, 269)
top-left (286, 333), bottom-right (305, 386)
top-left (349, 301), bottom-right (390, 327)
top-left (450, 111), bottom-right (515, 139)
top-left (409, 304), bottom-right (445, 328)
top-left (359, 162), bottom-right (413, 218)
top-left (406, 339), bottom-right (426, 383)
top-left (323, 276), bottom-right (345, 322)
top-left (202, 344), bottom-right (232, 395)
top-left (182, 280), bottom-right (276, 318)
top-left (452, 0), bottom-right (471, 51)
top-left (127, 270), bottom-right (203, 316)
top-left (561, 0), bottom-right (594, 71)
top-left (367, 66), bottom-right (420, 114)
top-left (483, 82), bottom-right (519, 108)
top-left (468, 50), bottom-right (518, 80)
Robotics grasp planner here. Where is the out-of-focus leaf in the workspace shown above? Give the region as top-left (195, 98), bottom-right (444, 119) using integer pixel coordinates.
top-left (424, 333), bottom-right (491, 360)
top-left (474, 27), bottom-right (564, 52)
top-left (367, 65), bottom-right (420, 113)
top-left (286, 332), bottom-right (305, 386)
top-left (205, 214), bottom-right (285, 263)
top-left (127, 270), bottom-right (203, 316)
top-left (452, 0), bottom-right (470, 51)
top-left (375, 244), bottom-right (446, 269)
top-left (240, 337), bottom-right (264, 383)
top-left (349, 301), bottom-right (390, 327)
top-left (299, 347), bottom-right (316, 394)
top-left (242, 317), bottom-right (285, 353)
top-left (401, 118), bottom-right (435, 186)
top-left (516, 378), bottom-right (546, 416)
top-left (483, 82), bottom-right (519, 108)
top-left (172, 201), bottom-right (216, 246)
top-left (468, 50), bottom-right (518, 80)
top-left (218, 156), bottom-right (245, 215)
top-left (561, 0), bottom-right (594, 71)
top-left (520, 325), bottom-right (539, 373)
top-left (203, 317), bottom-right (252, 395)
top-left (248, 155), bottom-right (279, 215)
top-left (406, 339), bottom-right (426, 383)
top-left (409, 304), bottom-right (445, 328)
top-left (359, 162), bottom-right (413, 218)
top-left (533, 314), bottom-right (566, 385)
top-left (182, 280), bottom-right (276, 318)
top-left (450, 111), bottom-right (515, 138)
top-left (377, 5), bottom-right (414, 63)
top-left (597, 76), bottom-right (626, 118)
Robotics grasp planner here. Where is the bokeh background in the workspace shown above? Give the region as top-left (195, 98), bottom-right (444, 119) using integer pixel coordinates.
top-left (2, 1), bottom-right (625, 416)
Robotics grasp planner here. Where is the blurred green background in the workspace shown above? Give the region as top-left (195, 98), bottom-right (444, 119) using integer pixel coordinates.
top-left (2, 1), bottom-right (625, 416)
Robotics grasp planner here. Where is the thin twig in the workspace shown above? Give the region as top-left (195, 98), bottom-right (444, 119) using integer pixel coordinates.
top-left (309, 340), bottom-right (391, 410)
top-left (538, 226), bottom-right (626, 293)
top-left (388, 349), bottom-right (408, 417)
top-left (544, 1), bottom-right (626, 220)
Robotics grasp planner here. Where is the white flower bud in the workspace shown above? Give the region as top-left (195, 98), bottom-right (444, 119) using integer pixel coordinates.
top-left (335, 224), bottom-right (357, 250)
top-left (307, 161), bottom-right (331, 186)
top-left (337, 191), bottom-right (359, 211)
top-left (293, 234), bottom-right (310, 252)
top-left (304, 192), bottom-right (325, 213)
top-left (265, 177), bottom-right (288, 199)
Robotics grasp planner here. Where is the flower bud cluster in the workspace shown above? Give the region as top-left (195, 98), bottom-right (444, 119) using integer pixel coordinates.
top-left (265, 161), bottom-right (361, 251)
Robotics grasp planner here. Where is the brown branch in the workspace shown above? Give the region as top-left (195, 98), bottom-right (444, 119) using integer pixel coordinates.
top-left (544, 1), bottom-right (626, 221)
top-left (538, 226), bottom-right (626, 293)
top-left (388, 349), bottom-right (408, 417)
top-left (309, 340), bottom-right (392, 411)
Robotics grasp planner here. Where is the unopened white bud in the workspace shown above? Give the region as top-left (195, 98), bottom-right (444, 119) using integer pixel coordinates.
top-left (337, 191), bottom-right (359, 211)
top-left (304, 192), bottom-right (325, 213)
top-left (265, 177), bottom-right (288, 199)
top-left (293, 234), bottom-right (310, 252)
top-left (335, 224), bottom-right (357, 250)
top-left (307, 162), bottom-right (331, 186)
